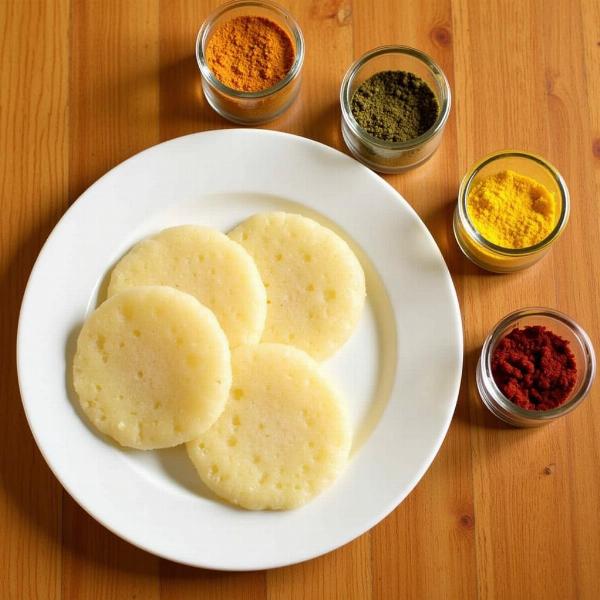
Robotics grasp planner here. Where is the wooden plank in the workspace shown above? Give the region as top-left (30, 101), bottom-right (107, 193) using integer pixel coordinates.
top-left (69, 0), bottom-right (162, 196)
top-left (453, 0), bottom-right (599, 598)
top-left (160, 563), bottom-right (266, 600)
top-left (558, 1), bottom-right (600, 597)
top-left (156, 1), bottom-right (266, 597)
top-left (0, 1), bottom-right (69, 598)
top-left (352, 1), bottom-right (478, 599)
top-left (62, 1), bottom-right (162, 598)
top-left (158, 0), bottom-right (230, 141)
top-left (61, 496), bottom-right (160, 600)
top-left (266, 535), bottom-right (371, 600)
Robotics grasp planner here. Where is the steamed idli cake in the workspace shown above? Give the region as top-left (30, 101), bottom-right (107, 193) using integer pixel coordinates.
top-left (73, 286), bottom-right (231, 450)
top-left (187, 343), bottom-right (352, 510)
top-left (229, 212), bottom-right (365, 360)
top-left (107, 225), bottom-right (266, 348)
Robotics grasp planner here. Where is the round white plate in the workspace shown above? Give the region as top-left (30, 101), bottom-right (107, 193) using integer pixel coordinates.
top-left (17, 130), bottom-right (462, 570)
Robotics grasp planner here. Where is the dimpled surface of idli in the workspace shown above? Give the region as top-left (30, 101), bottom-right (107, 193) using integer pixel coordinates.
top-left (187, 343), bottom-right (352, 510)
top-left (107, 225), bottom-right (266, 348)
top-left (229, 212), bottom-right (366, 360)
top-left (73, 286), bottom-right (232, 449)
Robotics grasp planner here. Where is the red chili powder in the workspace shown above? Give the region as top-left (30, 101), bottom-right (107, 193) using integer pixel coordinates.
top-left (491, 325), bottom-right (577, 411)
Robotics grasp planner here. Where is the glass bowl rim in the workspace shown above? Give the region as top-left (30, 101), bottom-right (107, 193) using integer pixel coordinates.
top-left (340, 45), bottom-right (452, 150)
top-left (457, 150), bottom-right (570, 256)
top-left (481, 307), bottom-right (596, 421)
top-left (196, 0), bottom-right (305, 99)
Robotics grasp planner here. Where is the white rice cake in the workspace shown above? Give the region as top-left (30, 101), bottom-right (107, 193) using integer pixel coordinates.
top-left (229, 212), bottom-right (366, 360)
top-left (73, 286), bottom-right (232, 450)
top-left (107, 225), bottom-right (266, 348)
top-left (187, 343), bottom-right (352, 510)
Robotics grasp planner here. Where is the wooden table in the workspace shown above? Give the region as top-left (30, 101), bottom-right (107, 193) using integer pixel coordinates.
top-left (2, 1), bottom-right (599, 598)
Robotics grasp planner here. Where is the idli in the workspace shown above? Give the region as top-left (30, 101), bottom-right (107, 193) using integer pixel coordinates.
top-left (107, 225), bottom-right (266, 348)
top-left (187, 343), bottom-right (351, 510)
top-left (73, 286), bottom-right (231, 449)
top-left (229, 212), bottom-right (365, 360)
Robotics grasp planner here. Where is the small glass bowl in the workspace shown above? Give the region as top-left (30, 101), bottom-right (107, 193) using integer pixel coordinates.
top-left (477, 308), bottom-right (596, 427)
top-left (340, 46), bottom-right (451, 173)
top-left (196, 0), bottom-right (304, 125)
top-left (453, 150), bottom-right (570, 272)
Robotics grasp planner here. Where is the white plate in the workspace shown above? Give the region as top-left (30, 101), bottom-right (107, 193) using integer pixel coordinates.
top-left (17, 130), bottom-right (462, 570)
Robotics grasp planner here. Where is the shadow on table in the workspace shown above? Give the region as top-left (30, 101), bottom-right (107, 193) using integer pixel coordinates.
top-left (299, 98), bottom-right (346, 151)
top-left (159, 55), bottom-right (233, 137)
top-left (0, 201), bottom-right (92, 560)
top-left (453, 348), bottom-right (511, 431)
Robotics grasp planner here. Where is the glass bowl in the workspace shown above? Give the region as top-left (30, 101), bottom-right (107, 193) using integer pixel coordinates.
top-left (453, 150), bottom-right (570, 272)
top-left (340, 46), bottom-right (451, 173)
top-left (477, 308), bottom-right (595, 427)
top-left (196, 0), bottom-right (304, 125)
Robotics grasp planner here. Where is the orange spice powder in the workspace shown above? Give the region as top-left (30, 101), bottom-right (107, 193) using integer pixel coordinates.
top-left (206, 16), bottom-right (295, 93)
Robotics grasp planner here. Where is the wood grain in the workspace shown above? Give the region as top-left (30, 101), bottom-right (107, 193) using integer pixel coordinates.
top-left (352, 2), bottom-right (478, 599)
top-left (1, 0), bottom-right (599, 598)
top-left (0, 2), bottom-right (68, 599)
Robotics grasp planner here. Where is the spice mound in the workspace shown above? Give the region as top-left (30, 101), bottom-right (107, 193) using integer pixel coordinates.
top-left (350, 70), bottom-right (440, 143)
top-left (206, 16), bottom-right (295, 93)
top-left (467, 170), bottom-right (557, 248)
top-left (491, 325), bottom-right (577, 411)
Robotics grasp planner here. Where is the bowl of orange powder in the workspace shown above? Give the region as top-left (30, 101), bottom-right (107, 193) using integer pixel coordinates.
top-left (196, 0), bottom-right (304, 124)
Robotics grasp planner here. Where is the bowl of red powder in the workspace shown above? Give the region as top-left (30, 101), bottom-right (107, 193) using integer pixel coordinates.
top-left (477, 308), bottom-right (595, 427)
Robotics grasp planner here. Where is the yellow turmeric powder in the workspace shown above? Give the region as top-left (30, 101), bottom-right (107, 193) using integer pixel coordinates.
top-left (466, 170), bottom-right (557, 248)
top-left (206, 16), bottom-right (295, 93)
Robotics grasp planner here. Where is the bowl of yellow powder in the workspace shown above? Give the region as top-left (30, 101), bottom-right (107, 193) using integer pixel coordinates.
top-left (196, 0), bottom-right (304, 125)
top-left (453, 151), bottom-right (570, 273)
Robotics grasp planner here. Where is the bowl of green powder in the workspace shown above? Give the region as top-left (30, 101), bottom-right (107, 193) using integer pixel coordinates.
top-left (340, 46), bottom-right (451, 173)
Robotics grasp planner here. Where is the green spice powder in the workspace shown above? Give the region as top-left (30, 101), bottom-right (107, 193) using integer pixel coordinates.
top-left (351, 70), bottom-right (440, 143)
